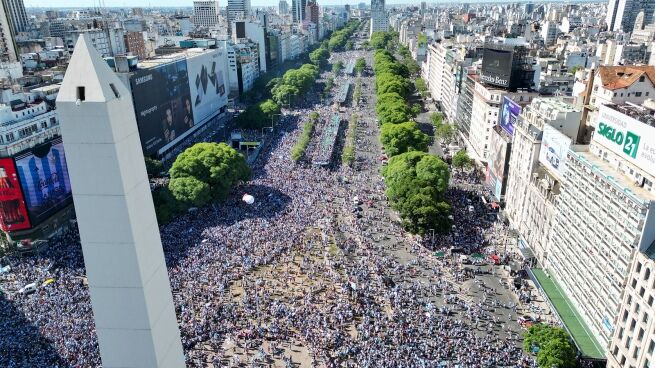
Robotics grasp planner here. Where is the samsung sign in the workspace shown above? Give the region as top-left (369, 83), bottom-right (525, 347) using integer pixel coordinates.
top-left (595, 105), bottom-right (655, 177)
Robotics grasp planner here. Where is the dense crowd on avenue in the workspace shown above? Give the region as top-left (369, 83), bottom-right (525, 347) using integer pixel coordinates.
top-left (0, 48), bottom-right (536, 368)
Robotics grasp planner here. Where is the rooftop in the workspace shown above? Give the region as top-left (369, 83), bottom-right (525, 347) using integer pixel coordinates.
top-left (571, 149), bottom-right (655, 204)
top-left (605, 102), bottom-right (655, 129)
top-left (597, 65), bottom-right (655, 91)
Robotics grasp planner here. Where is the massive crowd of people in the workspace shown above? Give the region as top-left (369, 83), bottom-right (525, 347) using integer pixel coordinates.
top-left (0, 48), bottom-right (537, 368)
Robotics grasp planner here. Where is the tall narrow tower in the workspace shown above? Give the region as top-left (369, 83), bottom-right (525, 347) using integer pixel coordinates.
top-left (55, 35), bottom-right (185, 368)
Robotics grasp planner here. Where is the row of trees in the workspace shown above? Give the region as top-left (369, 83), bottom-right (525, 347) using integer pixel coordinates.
top-left (235, 99), bottom-right (281, 129)
top-left (372, 33), bottom-right (452, 235)
top-left (270, 63), bottom-right (320, 106)
top-left (291, 112), bottom-right (319, 162)
top-left (341, 114), bottom-right (357, 166)
top-left (153, 143), bottom-right (251, 223)
top-left (328, 20), bottom-right (359, 51)
top-left (354, 57), bottom-right (366, 75)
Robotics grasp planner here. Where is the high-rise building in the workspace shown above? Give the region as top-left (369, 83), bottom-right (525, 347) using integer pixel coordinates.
top-left (545, 103), bottom-right (655, 354)
top-left (279, 0), bottom-right (289, 15)
top-left (292, 0), bottom-right (307, 24)
top-left (193, 1), bottom-right (221, 28)
top-left (228, 0), bottom-right (251, 23)
top-left (2, 0), bottom-right (28, 34)
top-left (607, 0), bottom-right (655, 32)
top-left (370, 0), bottom-right (388, 36)
top-left (124, 31), bottom-right (146, 60)
top-left (0, 0), bottom-right (17, 62)
top-left (305, 0), bottom-right (319, 25)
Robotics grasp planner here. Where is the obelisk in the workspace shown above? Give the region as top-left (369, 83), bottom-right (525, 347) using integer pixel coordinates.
top-left (56, 35), bottom-right (185, 368)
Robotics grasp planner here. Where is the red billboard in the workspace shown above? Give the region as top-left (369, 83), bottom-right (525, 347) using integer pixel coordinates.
top-left (0, 158), bottom-right (31, 231)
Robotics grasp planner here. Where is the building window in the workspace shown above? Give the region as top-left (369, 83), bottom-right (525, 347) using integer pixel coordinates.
top-left (640, 76), bottom-right (646, 82)
top-left (636, 92), bottom-right (642, 97)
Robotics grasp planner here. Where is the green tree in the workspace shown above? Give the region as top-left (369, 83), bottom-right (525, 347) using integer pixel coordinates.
top-left (271, 83), bottom-right (299, 106)
top-left (569, 65), bottom-right (582, 74)
top-left (415, 78), bottom-right (428, 97)
top-left (523, 324), bottom-right (577, 368)
top-left (152, 187), bottom-right (182, 224)
top-left (411, 103), bottom-right (422, 117)
top-left (169, 176), bottom-right (211, 208)
top-left (382, 151), bottom-right (451, 234)
top-left (417, 33), bottom-right (428, 47)
top-left (332, 60), bottom-right (344, 74)
top-left (435, 123), bottom-right (456, 144)
top-left (260, 99), bottom-right (280, 121)
top-left (369, 31), bottom-right (392, 49)
top-left (144, 157), bottom-right (163, 178)
top-left (309, 47), bottom-right (330, 68)
top-left (452, 150), bottom-right (473, 170)
top-left (354, 57), bottom-right (366, 74)
top-left (431, 112), bottom-right (444, 127)
top-left (345, 41), bottom-right (353, 50)
top-left (380, 122), bottom-right (430, 157)
top-left (169, 142), bottom-right (251, 201)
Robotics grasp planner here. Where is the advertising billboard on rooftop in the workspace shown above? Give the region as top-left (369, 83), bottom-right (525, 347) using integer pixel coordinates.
top-left (130, 59), bottom-right (194, 156)
top-left (481, 48), bottom-right (513, 88)
top-left (595, 105), bottom-right (655, 178)
top-left (0, 158), bottom-right (31, 232)
top-left (187, 49), bottom-right (227, 126)
top-left (14, 138), bottom-right (73, 227)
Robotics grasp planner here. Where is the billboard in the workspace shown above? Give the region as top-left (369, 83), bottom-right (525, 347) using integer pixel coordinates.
top-left (15, 138), bottom-right (73, 226)
top-left (595, 105), bottom-right (655, 177)
top-left (539, 125), bottom-right (572, 181)
top-left (499, 96), bottom-right (521, 136)
top-left (130, 59), bottom-right (194, 156)
top-left (187, 49), bottom-right (228, 126)
top-left (0, 158), bottom-right (31, 231)
top-left (487, 129), bottom-right (510, 201)
top-left (481, 48), bottom-right (513, 88)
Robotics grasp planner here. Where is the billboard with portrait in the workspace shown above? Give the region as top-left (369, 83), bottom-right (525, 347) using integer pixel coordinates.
top-left (0, 158), bottom-right (31, 231)
top-left (499, 96), bottom-right (521, 136)
top-left (187, 49), bottom-right (228, 126)
top-left (481, 48), bottom-right (513, 88)
top-left (14, 138), bottom-right (73, 226)
top-left (130, 59), bottom-right (194, 156)
top-left (539, 125), bottom-right (572, 181)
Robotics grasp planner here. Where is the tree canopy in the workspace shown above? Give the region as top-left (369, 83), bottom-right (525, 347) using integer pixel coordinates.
top-left (235, 99), bottom-right (281, 129)
top-left (354, 57), bottom-right (366, 74)
top-left (370, 31), bottom-right (392, 50)
top-left (168, 176), bottom-right (211, 208)
top-left (309, 47), bottom-right (330, 68)
top-left (144, 157), bottom-right (163, 178)
top-left (382, 152), bottom-right (451, 234)
top-left (332, 60), bottom-right (344, 74)
top-left (271, 64), bottom-right (319, 105)
top-left (452, 150), bottom-right (473, 170)
top-left (169, 142), bottom-right (251, 201)
top-left (380, 122), bottom-right (430, 157)
top-left (523, 324), bottom-right (577, 368)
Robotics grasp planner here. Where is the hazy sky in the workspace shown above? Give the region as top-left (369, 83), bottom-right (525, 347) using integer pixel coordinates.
top-left (23, 0), bottom-right (361, 7)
